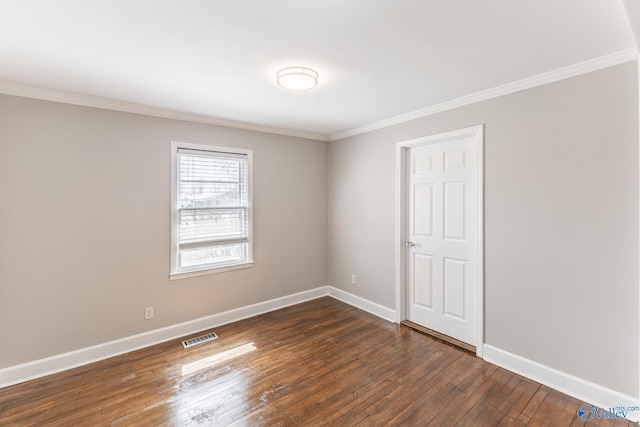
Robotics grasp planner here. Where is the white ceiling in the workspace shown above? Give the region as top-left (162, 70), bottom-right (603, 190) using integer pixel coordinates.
top-left (0, 1), bottom-right (636, 140)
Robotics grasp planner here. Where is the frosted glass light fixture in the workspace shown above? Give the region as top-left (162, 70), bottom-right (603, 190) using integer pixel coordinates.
top-left (277, 66), bottom-right (318, 91)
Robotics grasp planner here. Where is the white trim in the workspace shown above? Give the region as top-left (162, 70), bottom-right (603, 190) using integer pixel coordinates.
top-left (395, 125), bottom-right (484, 357)
top-left (476, 126), bottom-right (485, 359)
top-left (330, 48), bottom-right (638, 141)
top-left (5, 282), bottom-right (637, 423)
top-left (394, 145), bottom-right (407, 324)
top-left (627, 54), bottom-right (640, 412)
top-left (169, 261), bottom-right (254, 280)
top-left (483, 344), bottom-right (640, 422)
top-left (0, 81), bottom-right (329, 142)
top-left (0, 286), bottom-right (329, 389)
top-left (637, 54), bottom-right (640, 409)
top-left (327, 286), bottom-right (397, 323)
top-left (0, 49), bottom-right (635, 145)
top-left (0, 287), bottom-right (402, 389)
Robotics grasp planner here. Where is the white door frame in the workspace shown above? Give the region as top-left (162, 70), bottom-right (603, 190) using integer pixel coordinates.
top-left (394, 124), bottom-right (484, 358)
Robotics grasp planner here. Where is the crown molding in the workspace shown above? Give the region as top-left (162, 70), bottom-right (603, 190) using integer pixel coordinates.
top-left (0, 81), bottom-right (329, 142)
top-left (1, 47), bottom-right (636, 144)
top-left (329, 48), bottom-right (639, 142)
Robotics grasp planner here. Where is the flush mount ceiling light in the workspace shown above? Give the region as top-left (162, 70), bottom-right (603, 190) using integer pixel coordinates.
top-left (277, 66), bottom-right (318, 91)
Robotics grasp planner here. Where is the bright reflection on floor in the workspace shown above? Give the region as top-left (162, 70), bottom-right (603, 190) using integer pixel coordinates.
top-left (181, 342), bottom-right (257, 376)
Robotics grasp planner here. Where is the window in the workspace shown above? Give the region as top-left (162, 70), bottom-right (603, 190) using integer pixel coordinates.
top-left (171, 142), bottom-right (253, 279)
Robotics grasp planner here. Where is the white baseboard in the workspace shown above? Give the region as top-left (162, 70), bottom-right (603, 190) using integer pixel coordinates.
top-left (483, 344), bottom-right (640, 422)
top-left (5, 288), bottom-right (636, 424)
top-left (327, 286), bottom-right (397, 323)
top-left (0, 286), bottom-right (330, 389)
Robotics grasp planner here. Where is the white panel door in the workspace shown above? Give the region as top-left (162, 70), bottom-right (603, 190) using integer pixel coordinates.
top-left (407, 135), bottom-right (479, 346)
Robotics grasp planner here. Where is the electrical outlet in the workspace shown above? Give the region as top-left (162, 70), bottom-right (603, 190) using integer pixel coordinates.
top-left (351, 274), bottom-right (356, 285)
top-left (144, 306), bottom-right (154, 320)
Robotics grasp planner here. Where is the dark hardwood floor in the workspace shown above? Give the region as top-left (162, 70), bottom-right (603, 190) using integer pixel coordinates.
top-left (0, 297), bottom-right (636, 426)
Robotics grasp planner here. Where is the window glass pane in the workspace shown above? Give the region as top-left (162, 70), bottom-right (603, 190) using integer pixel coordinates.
top-left (173, 144), bottom-right (252, 275)
top-left (178, 154), bottom-right (248, 209)
top-left (180, 242), bottom-right (248, 269)
top-left (178, 208), bottom-right (248, 244)
top-left (179, 155), bottom-right (241, 183)
top-left (179, 182), bottom-right (242, 208)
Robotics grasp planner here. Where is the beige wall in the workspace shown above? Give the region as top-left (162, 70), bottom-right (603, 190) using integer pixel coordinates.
top-left (328, 62), bottom-right (639, 397)
top-left (0, 95), bottom-right (328, 368)
top-left (1, 61), bottom-right (637, 400)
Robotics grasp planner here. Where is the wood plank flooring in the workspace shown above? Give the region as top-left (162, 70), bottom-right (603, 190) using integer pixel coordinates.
top-left (0, 297), bottom-right (636, 426)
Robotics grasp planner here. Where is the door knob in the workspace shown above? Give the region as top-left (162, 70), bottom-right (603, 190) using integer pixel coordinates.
top-left (406, 241), bottom-right (416, 247)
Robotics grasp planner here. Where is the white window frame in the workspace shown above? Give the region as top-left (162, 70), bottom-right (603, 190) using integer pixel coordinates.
top-left (170, 141), bottom-right (254, 280)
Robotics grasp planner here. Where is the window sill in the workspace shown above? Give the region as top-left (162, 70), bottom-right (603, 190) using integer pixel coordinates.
top-left (170, 261), bottom-right (254, 281)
